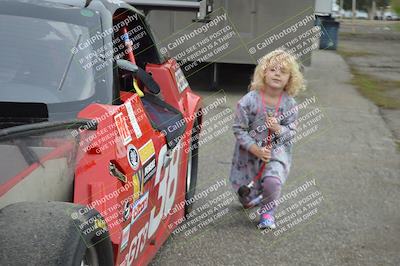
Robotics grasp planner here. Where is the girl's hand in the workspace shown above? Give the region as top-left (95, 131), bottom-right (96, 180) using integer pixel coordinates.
top-left (266, 116), bottom-right (281, 135)
top-left (249, 145), bottom-right (271, 162)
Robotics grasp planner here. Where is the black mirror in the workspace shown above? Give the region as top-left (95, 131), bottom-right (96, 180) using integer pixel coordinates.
top-left (116, 59), bottom-right (138, 74)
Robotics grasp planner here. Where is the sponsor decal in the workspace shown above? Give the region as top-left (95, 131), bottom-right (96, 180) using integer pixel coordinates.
top-left (131, 191), bottom-right (149, 225)
top-left (143, 158), bottom-right (156, 184)
top-left (175, 67), bottom-right (189, 93)
top-left (139, 140), bottom-right (156, 183)
top-left (120, 224), bottom-right (131, 252)
top-left (123, 200), bottom-right (130, 221)
top-left (115, 112), bottom-right (132, 145)
top-left (138, 140), bottom-right (155, 164)
top-left (132, 170), bottom-right (144, 202)
top-left (127, 144), bottom-right (140, 170)
top-left (125, 101), bottom-right (143, 138)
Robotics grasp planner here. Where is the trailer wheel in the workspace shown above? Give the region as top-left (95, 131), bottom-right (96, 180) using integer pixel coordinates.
top-left (0, 202), bottom-right (113, 266)
top-left (185, 120), bottom-right (200, 215)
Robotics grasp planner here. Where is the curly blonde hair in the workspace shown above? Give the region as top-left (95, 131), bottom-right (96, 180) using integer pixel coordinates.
top-left (249, 48), bottom-right (305, 96)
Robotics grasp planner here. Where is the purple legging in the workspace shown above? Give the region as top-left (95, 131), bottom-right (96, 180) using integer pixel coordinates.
top-left (238, 176), bottom-right (282, 215)
top-left (260, 176), bottom-right (282, 215)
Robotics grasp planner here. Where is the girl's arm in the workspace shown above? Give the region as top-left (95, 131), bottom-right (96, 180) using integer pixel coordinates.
top-left (277, 98), bottom-right (298, 145)
top-left (232, 98), bottom-right (257, 151)
top-left (232, 99), bottom-right (271, 162)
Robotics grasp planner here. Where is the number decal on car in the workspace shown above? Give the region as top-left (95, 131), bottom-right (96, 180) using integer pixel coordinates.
top-left (123, 141), bottom-right (181, 265)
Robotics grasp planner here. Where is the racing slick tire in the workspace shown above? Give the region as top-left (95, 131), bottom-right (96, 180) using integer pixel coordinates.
top-left (185, 119), bottom-right (200, 215)
top-left (0, 201), bottom-right (113, 266)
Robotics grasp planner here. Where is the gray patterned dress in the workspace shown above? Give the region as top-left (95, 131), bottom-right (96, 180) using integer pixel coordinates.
top-left (229, 89), bottom-right (298, 192)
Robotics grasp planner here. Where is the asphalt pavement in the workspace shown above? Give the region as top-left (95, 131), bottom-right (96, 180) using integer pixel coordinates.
top-left (150, 50), bottom-right (400, 266)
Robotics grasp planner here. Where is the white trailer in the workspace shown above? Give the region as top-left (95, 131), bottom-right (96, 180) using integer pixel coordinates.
top-left (129, 0), bottom-right (317, 86)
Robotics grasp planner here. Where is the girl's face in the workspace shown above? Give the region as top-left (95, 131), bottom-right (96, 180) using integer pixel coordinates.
top-left (263, 62), bottom-right (290, 91)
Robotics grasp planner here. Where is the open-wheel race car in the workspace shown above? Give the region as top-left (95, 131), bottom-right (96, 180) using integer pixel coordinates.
top-left (0, 0), bottom-right (202, 265)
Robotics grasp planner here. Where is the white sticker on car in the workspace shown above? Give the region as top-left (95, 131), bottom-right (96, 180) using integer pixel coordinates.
top-left (127, 144), bottom-right (140, 170)
top-left (125, 101), bottom-right (143, 138)
top-left (121, 224), bottom-right (131, 252)
top-left (115, 112), bottom-right (132, 146)
top-left (175, 67), bottom-right (189, 93)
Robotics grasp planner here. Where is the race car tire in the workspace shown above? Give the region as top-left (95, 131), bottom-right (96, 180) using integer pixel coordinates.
top-left (0, 201), bottom-right (113, 266)
top-left (185, 119), bottom-right (200, 215)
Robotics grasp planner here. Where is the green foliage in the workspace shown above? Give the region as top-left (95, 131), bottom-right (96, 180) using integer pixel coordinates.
top-left (341, 0), bottom-right (388, 11)
top-left (349, 67), bottom-right (400, 109)
top-left (391, 0), bottom-right (400, 14)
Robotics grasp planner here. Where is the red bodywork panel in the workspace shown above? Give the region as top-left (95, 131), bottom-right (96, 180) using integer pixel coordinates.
top-left (74, 58), bottom-right (202, 266)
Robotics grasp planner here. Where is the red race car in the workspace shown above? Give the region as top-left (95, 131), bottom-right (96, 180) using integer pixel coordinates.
top-left (0, 0), bottom-right (202, 265)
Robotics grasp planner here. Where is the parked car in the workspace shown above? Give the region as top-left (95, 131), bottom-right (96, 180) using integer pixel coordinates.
top-left (342, 10), bottom-right (353, 18)
top-left (383, 11), bottom-right (399, 20)
top-left (355, 10), bottom-right (369, 19)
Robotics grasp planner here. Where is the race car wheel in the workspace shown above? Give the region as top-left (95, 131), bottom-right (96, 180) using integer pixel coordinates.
top-left (81, 245), bottom-right (100, 266)
top-left (185, 119), bottom-right (200, 215)
top-left (0, 202), bottom-right (113, 266)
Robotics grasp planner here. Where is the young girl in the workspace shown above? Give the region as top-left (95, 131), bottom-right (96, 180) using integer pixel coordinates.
top-left (229, 49), bottom-right (305, 229)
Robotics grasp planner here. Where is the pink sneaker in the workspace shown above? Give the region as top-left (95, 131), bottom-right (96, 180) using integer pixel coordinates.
top-left (258, 212), bottom-right (276, 229)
